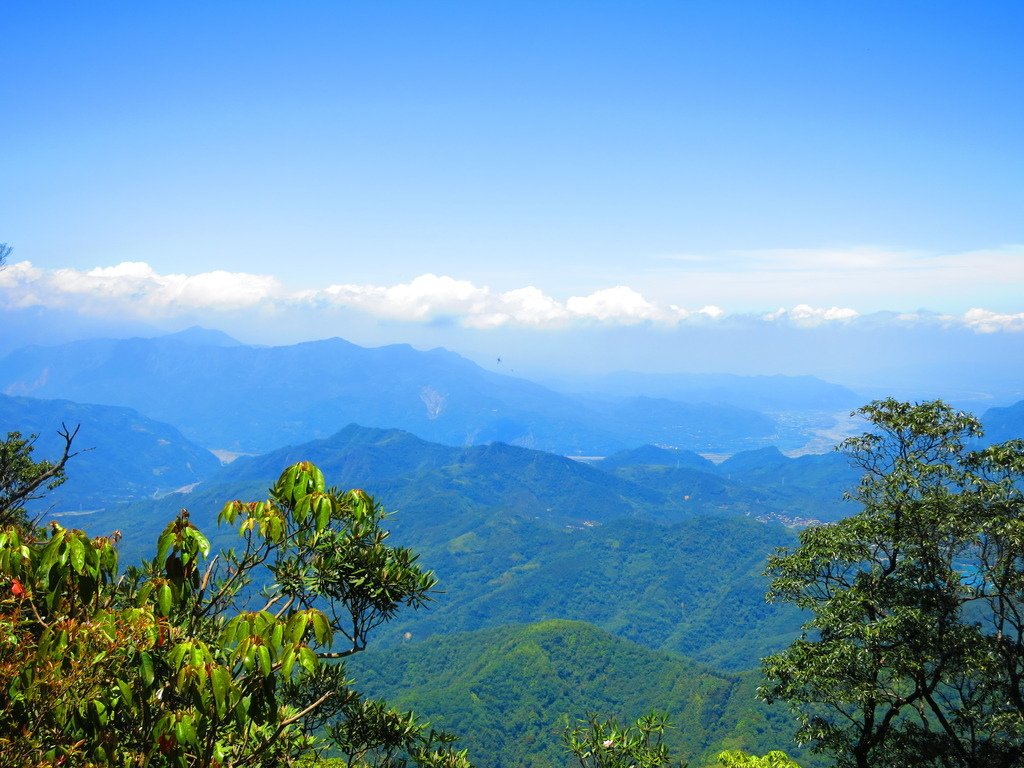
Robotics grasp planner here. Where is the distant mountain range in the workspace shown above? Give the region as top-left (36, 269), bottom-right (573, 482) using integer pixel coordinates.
top-left (596, 443), bottom-right (859, 524)
top-left (0, 392), bottom-right (220, 512)
top-left (0, 328), bottom-right (858, 455)
top-left (545, 370), bottom-right (863, 412)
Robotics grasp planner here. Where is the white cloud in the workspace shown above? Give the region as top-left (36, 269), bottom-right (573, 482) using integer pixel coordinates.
top-left (468, 286), bottom-right (570, 329)
top-left (566, 286), bottom-right (660, 323)
top-left (320, 279), bottom-right (689, 327)
top-left (763, 304), bottom-right (860, 327)
top-left (2, 259), bottom-right (1023, 335)
top-left (321, 274), bottom-right (490, 322)
top-left (961, 308), bottom-right (1024, 333)
top-left (4, 260), bottom-right (282, 315)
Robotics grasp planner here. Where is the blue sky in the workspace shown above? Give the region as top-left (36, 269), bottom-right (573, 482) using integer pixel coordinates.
top-left (2, 2), bottom-right (1023, 392)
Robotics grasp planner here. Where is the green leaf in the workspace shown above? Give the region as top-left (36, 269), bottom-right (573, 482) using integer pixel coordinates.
top-left (175, 714), bottom-right (197, 746)
top-left (310, 610), bottom-right (332, 646)
top-left (135, 582), bottom-right (154, 607)
top-left (37, 530), bottom-right (64, 578)
top-left (211, 666), bottom-right (230, 719)
top-left (219, 500), bottom-right (240, 525)
top-left (293, 494), bottom-right (311, 523)
top-left (157, 583), bottom-right (172, 616)
top-left (68, 535), bottom-right (85, 574)
top-left (256, 644), bottom-right (272, 677)
top-left (117, 678), bottom-right (134, 709)
top-left (287, 612), bottom-right (309, 644)
top-left (281, 645), bottom-right (296, 677)
top-left (275, 468), bottom-right (296, 505)
top-left (315, 494), bottom-right (331, 531)
top-left (234, 694), bottom-right (250, 727)
top-left (188, 527), bottom-right (211, 558)
top-left (156, 521), bottom-right (177, 566)
top-left (140, 651), bottom-right (155, 687)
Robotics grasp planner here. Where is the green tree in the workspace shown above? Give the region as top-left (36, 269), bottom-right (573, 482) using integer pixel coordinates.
top-left (563, 711), bottom-right (686, 768)
top-left (761, 399), bottom-right (1024, 768)
top-left (714, 749), bottom-right (800, 767)
top-left (0, 454), bottom-right (471, 767)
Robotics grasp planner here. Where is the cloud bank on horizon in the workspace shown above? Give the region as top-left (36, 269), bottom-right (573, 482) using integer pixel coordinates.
top-left (3, 250), bottom-right (1024, 334)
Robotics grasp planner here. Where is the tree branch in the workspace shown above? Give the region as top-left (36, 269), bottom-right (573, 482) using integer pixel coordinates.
top-left (2, 423), bottom-right (85, 523)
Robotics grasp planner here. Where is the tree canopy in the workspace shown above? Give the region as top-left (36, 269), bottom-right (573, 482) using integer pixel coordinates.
top-left (761, 399), bottom-right (1024, 768)
top-left (0, 445), bottom-right (470, 767)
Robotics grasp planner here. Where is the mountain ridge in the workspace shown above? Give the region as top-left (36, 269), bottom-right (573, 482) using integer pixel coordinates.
top-left (0, 333), bottom-right (810, 455)
top-left (0, 392), bottom-right (221, 511)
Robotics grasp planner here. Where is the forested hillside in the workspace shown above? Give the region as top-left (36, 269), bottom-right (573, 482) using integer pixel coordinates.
top-left (76, 424), bottom-right (832, 670)
top-left (6, 383), bottom-right (1024, 767)
top-left (347, 620), bottom-right (819, 768)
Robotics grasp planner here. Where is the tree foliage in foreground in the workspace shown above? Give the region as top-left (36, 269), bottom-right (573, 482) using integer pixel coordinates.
top-left (0, 440), bottom-right (470, 767)
top-left (563, 712), bottom-right (685, 768)
top-left (714, 749), bottom-right (801, 768)
top-left (562, 712), bottom-right (801, 768)
top-left (762, 399), bottom-right (1024, 768)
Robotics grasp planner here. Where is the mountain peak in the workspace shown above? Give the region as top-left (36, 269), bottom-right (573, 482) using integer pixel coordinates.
top-left (161, 326), bottom-right (243, 347)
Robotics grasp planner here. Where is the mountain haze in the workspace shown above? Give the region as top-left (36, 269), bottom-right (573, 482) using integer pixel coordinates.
top-left (0, 331), bottom-right (844, 455)
top-left (982, 399), bottom-right (1024, 444)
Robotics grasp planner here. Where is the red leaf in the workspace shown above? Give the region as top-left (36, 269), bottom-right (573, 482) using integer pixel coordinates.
top-left (158, 734), bottom-right (177, 754)
top-left (10, 579), bottom-right (24, 598)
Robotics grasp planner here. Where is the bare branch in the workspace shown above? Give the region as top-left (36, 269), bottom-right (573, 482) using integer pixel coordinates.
top-left (2, 423), bottom-right (86, 524)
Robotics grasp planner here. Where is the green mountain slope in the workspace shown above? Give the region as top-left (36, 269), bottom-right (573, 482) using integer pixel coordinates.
top-left (86, 425), bottom-right (808, 670)
top-left (377, 512), bottom-right (804, 670)
top-left (599, 444), bottom-right (718, 472)
top-left (346, 620), bottom-right (818, 768)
